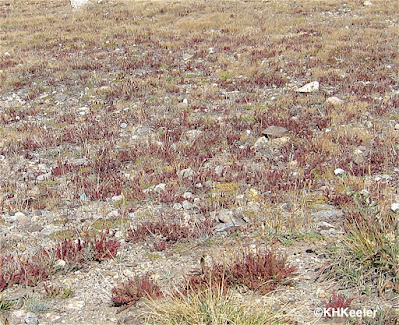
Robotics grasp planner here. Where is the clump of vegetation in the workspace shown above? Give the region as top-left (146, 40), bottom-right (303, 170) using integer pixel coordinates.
top-left (322, 291), bottom-right (355, 319)
top-left (318, 186), bottom-right (399, 294)
top-left (0, 229), bottom-right (120, 292)
top-left (111, 275), bottom-right (163, 313)
top-left (145, 284), bottom-right (293, 325)
top-left (184, 248), bottom-right (297, 295)
top-left (126, 217), bottom-right (214, 251)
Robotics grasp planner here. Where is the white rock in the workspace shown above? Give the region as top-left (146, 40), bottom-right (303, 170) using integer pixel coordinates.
top-left (334, 168), bottom-right (345, 175)
top-left (178, 168), bottom-right (194, 178)
top-left (37, 172), bottom-right (51, 181)
top-left (111, 195), bottom-right (123, 202)
top-left (71, 0), bottom-right (90, 9)
top-left (107, 210), bottom-right (120, 218)
top-left (296, 81), bottom-right (319, 93)
top-left (154, 183), bottom-right (166, 193)
top-left (326, 96), bottom-right (344, 106)
top-left (25, 312), bottom-right (38, 324)
top-left (183, 192), bottom-right (193, 199)
top-left (182, 200), bottom-right (194, 210)
top-left (394, 123), bottom-right (399, 130)
top-left (120, 122), bottom-right (128, 129)
top-left (182, 54), bottom-right (193, 61)
top-left (173, 203), bottom-right (183, 210)
top-left (391, 203), bottom-right (399, 212)
top-left (54, 259), bottom-right (66, 269)
top-left (363, 0), bottom-right (372, 5)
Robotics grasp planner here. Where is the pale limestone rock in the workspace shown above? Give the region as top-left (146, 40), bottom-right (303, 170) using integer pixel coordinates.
top-left (71, 0), bottom-right (90, 9)
top-left (296, 81), bottom-right (319, 93)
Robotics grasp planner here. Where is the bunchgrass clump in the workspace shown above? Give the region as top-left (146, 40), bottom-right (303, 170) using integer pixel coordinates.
top-left (144, 284), bottom-right (293, 325)
top-left (318, 186), bottom-right (399, 293)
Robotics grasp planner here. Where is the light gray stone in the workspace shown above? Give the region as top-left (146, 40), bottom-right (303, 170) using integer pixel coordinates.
top-left (296, 81), bottom-right (319, 93)
top-left (262, 126), bottom-right (289, 138)
top-left (71, 0), bottom-right (90, 9)
top-left (25, 312), bottom-right (38, 324)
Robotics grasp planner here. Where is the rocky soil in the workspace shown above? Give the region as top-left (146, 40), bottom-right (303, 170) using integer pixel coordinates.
top-left (0, 0), bottom-right (399, 324)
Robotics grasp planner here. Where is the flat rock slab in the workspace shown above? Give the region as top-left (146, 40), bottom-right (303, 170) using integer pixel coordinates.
top-left (262, 125), bottom-right (289, 138)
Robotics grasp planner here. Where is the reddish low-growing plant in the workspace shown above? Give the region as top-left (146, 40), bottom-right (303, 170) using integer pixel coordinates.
top-left (126, 217), bottom-right (214, 250)
top-left (322, 291), bottom-right (355, 319)
top-left (111, 275), bottom-right (163, 313)
top-left (184, 249), bottom-right (297, 295)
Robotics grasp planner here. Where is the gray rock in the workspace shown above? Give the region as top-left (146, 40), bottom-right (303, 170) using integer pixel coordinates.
top-left (173, 203), bottom-right (183, 210)
top-left (215, 166), bottom-right (224, 177)
top-left (182, 200), bottom-right (194, 210)
top-left (25, 312), bottom-right (39, 324)
top-left (183, 192), bottom-right (193, 199)
top-left (317, 221), bottom-right (335, 230)
top-left (107, 210), bottom-right (120, 218)
top-left (36, 172), bottom-right (51, 181)
top-left (214, 222), bottom-right (236, 232)
top-left (54, 93), bottom-right (67, 104)
top-left (111, 195), bottom-right (123, 202)
top-left (15, 212), bottom-right (30, 226)
top-left (312, 209), bottom-right (343, 220)
top-left (262, 126), bottom-right (289, 138)
top-left (326, 96), bottom-right (344, 106)
top-left (178, 168), bottom-right (194, 178)
top-left (296, 81), bottom-right (319, 93)
top-left (218, 209), bottom-right (234, 223)
top-left (154, 183), bottom-right (166, 193)
top-left (71, 0), bottom-right (90, 9)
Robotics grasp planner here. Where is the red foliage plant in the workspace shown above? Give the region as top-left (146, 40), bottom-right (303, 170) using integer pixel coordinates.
top-left (184, 249), bottom-right (297, 295)
top-left (111, 275), bottom-right (163, 313)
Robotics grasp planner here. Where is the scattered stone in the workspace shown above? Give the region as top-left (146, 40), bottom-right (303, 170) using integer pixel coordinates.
top-left (326, 96), bottom-right (344, 106)
top-left (54, 93), bottom-right (67, 104)
top-left (154, 183), bottom-right (166, 193)
top-left (182, 192), bottom-right (193, 199)
top-left (24, 312), bottom-right (39, 324)
top-left (107, 210), bottom-right (120, 218)
top-left (15, 212), bottom-right (30, 226)
top-left (262, 125), bottom-right (289, 138)
top-left (363, 0), bottom-right (372, 5)
top-left (185, 129), bottom-right (202, 141)
top-left (120, 122), bottom-right (128, 129)
top-left (395, 123), bottom-right (399, 130)
top-left (215, 165), bottom-right (224, 177)
top-left (182, 53), bottom-right (193, 61)
top-left (296, 81), bottom-right (319, 93)
top-left (177, 168), bottom-right (194, 178)
top-left (254, 136), bottom-right (269, 151)
top-left (182, 200), bottom-right (194, 210)
top-left (173, 203), bottom-right (183, 210)
top-left (36, 172), bottom-right (51, 181)
top-left (111, 195), bottom-right (123, 202)
top-left (71, 0), bottom-right (90, 9)
top-left (317, 221), bottom-right (335, 230)
top-left (334, 168), bottom-right (345, 175)
top-left (214, 222), bottom-right (236, 232)
top-left (218, 209), bottom-right (234, 223)
top-left (27, 186), bottom-right (41, 198)
top-left (54, 259), bottom-right (66, 270)
top-left (312, 209), bottom-right (343, 220)
top-left (391, 203), bottom-right (399, 212)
